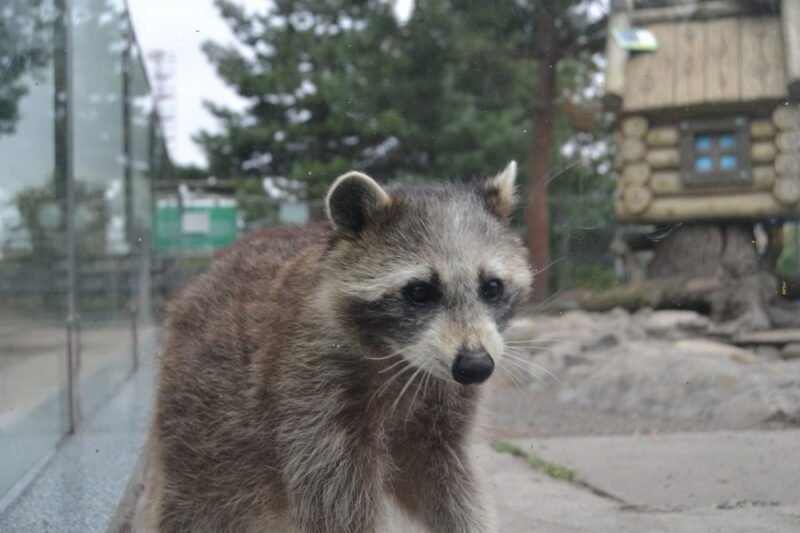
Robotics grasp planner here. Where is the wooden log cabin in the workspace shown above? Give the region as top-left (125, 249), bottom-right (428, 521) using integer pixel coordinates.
top-left (606, 0), bottom-right (800, 223)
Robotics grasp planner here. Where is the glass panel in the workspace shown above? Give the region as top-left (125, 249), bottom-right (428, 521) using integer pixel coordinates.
top-left (694, 134), bottom-right (713, 151)
top-left (130, 45), bottom-right (153, 323)
top-left (71, 0), bottom-right (134, 416)
top-left (720, 154), bottom-right (738, 170)
top-left (0, 0), bottom-right (69, 497)
top-left (718, 133), bottom-right (736, 150)
top-left (694, 156), bottom-right (714, 172)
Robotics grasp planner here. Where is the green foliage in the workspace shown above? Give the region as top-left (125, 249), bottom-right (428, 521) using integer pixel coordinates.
top-left (173, 164), bottom-right (209, 181)
top-left (571, 263), bottom-right (618, 290)
top-left (197, 0), bottom-right (609, 200)
top-left (0, 0), bottom-right (52, 135)
top-left (777, 225), bottom-right (800, 277)
top-left (3, 181), bottom-right (109, 262)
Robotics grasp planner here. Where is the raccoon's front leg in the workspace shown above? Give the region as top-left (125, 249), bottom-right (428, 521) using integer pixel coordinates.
top-left (393, 443), bottom-right (496, 533)
top-left (282, 425), bottom-right (386, 533)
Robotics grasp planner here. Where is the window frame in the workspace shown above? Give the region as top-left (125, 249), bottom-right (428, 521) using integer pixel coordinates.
top-left (679, 116), bottom-right (751, 187)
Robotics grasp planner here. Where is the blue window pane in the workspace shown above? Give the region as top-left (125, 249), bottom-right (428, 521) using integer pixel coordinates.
top-left (718, 134), bottom-right (736, 150)
top-left (720, 155), bottom-right (738, 170)
top-left (694, 135), bottom-right (713, 151)
top-left (695, 156), bottom-right (713, 172)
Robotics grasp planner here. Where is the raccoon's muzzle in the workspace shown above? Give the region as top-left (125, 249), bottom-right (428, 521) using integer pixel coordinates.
top-left (452, 350), bottom-right (494, 385)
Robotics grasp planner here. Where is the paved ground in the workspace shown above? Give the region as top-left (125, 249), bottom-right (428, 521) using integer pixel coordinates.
top-left (0, 342), bottom-right (155, 533)
top-left (3, 343), bottom-right (799, 532)
top-left (485, 436), bottom-right (800, 532)
top-left (508, 430), bottom-right (800, 510)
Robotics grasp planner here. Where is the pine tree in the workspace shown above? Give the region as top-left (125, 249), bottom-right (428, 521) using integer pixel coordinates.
top-left (199, 0), bottom-right (610, 294)
top-left (198, 0), bottom-right (401, 197)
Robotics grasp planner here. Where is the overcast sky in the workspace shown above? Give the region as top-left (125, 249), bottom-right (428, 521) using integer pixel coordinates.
top-left (127, 0), bottom-right (413, 168)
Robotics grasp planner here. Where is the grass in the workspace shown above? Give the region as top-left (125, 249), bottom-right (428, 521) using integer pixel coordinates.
top-left (491, 439), bottom-right (576, 482)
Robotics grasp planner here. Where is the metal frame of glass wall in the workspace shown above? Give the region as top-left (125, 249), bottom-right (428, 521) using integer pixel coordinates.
top-left (0, 0), bottom-right (169, 503)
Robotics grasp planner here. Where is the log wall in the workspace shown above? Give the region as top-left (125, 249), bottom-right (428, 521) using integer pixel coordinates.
top-left (615, 104), bottom-right (800, 223)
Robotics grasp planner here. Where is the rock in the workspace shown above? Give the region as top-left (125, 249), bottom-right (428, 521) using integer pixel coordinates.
top-left (781, 343), bottom-right (800, 361)
top-left (504, 318), bottom-right (539, 342)
top-left (642, 310), bottom-right (710, 338)
top-left (674, 339), bottom-right (762, 365)
top-left (563, 354), bottom-right (593, 368)
top-left (581, 333), bottom-right (619, 352)
top-left (755, 346), bottom-right (781, 362)
top-left (734, 329), bottom-right (800, 345)
top-left (556, 337), bottom-right (800, 428)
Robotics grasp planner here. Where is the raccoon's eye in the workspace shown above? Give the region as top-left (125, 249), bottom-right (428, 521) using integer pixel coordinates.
top-left (481, 278), bottom-right (504, 301)
top-left (403, 282), bottom-right (440, 306)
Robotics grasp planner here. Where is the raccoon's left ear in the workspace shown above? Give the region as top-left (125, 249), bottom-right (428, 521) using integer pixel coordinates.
top-left (326, 171), bottom-right (392, 235)
top-left (481, 160), bottom-right (518, 222)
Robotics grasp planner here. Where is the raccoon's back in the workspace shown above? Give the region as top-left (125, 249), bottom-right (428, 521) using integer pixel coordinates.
top-left (156, 223), bottom-right (329, 428)
top-left (165, 222), bottom-right (327, 349)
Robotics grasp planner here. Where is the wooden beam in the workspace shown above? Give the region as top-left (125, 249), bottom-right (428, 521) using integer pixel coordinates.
top-left (750, 119), bottom-right (776, 140)
top-left (603, 11), bottom-right (630, 112)
top-left (705, 17), bottom-right (740, 103)
top-left (740, 18), bottom-right (787, 101)
top-left (674, 20), bottom-right (706, 106)
top-left (630, 1), bottom-right (753, 25)
top-left (782, 0), bottom-right (800, 101)
top-left (734, 329), bottom-right (800, 345)
top-left (646, 126), bottom-right (680, 147)
top-left (617, 190), bottom-right (796, 222)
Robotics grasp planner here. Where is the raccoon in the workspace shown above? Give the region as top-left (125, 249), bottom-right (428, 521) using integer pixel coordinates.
top-left (144, 162), bottom-right (532, 532)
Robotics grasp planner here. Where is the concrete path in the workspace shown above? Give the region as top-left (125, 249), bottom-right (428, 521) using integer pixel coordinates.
top-left (4, 337), bottom-right (799, 532)
top-left (482, 430), bottom-right (800, 532)
top-left (0, 342), bottom-right (155, 533)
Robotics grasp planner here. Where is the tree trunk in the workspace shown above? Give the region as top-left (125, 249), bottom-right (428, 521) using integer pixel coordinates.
top-left (569, 223), bottom-right (800, 332)
top-left (527, 18), bottom-right (558, 301)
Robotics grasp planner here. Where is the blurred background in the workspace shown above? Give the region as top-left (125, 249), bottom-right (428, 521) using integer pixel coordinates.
top-left (1, 0), bottom-right (800, 530)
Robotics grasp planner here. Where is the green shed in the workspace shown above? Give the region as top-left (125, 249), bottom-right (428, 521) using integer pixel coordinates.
top-left (153, 197), bottom-right (240, 253)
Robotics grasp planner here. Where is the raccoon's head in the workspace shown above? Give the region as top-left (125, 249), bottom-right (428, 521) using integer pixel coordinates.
top-left (323, 162), bottom-right (532, 386)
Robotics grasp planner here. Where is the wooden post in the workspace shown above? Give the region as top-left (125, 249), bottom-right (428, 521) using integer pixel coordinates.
top-left (604, 11), bottom-right (630, 112)
top-left (621, 138), bottom-right (647, 162)
top-left (621, 116), bottom-right (649, 138)
top-left (774, 176), bottom-right (800, 206)
top-left (773, 106), bottom-right (800, 130)
top-left (782, 0), bottom-right (800, 101)
top-left (621, 162), bottom-right (651, 185)
top-left (527, 17), bottom-right (558, 301)
top-left (776, 131), bottom-right (800, 152)
top-left (776, 153), bottom-right (800, 176)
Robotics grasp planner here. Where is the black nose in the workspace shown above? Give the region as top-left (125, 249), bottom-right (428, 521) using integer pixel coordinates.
top-left (452, 351), bottom-right (495, 385)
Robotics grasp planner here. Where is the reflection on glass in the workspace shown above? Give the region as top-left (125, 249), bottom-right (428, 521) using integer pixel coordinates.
top-left (0, 0), bottom-right (69, 498)
top-left (71, 0), bottom-right (135, 416)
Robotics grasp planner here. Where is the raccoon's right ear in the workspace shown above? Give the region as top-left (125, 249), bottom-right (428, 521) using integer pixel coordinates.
top-left (326, 171), bottom-right (392, 234)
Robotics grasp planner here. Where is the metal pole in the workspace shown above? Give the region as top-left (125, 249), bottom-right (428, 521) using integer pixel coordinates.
top-left (121, 14), bottom-right (140, 372)
top-left (55, 0), bottom-right (79, 434)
